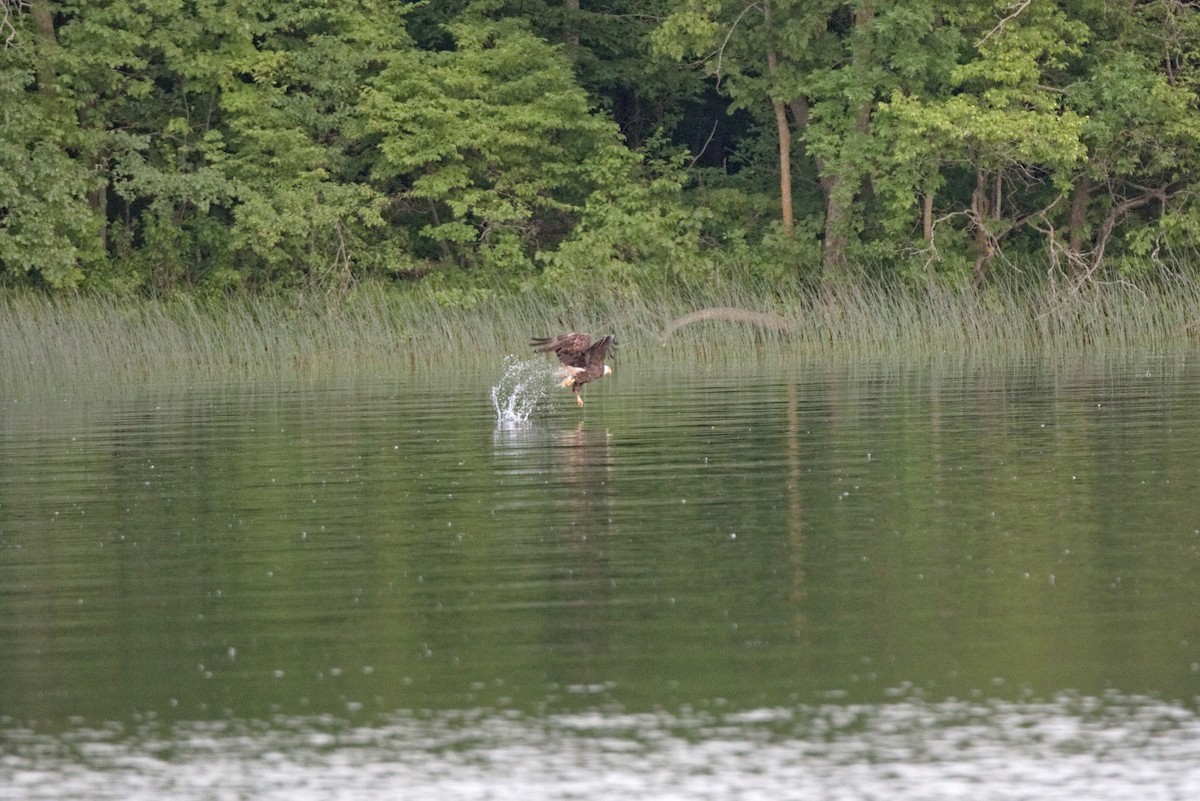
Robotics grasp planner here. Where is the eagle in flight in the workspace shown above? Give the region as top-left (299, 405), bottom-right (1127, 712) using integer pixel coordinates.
top-left (531, 332), bottom-right (615, 407)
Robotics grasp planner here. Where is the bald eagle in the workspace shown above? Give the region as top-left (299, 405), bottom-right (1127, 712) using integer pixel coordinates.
top-left (531, 332), bottom-right (615, 407)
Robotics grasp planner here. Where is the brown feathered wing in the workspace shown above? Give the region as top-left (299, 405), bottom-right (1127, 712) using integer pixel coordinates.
top-left (531, 333), bottom-right (615, 390)
top-left (531, 333), bottom-right (593, 369)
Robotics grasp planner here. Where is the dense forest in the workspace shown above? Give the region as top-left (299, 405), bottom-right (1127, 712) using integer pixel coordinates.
top-left (2, 0), bottom-right (1199, 296)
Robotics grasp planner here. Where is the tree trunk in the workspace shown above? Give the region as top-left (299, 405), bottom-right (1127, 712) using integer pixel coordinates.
top-left (922, 181), bottom-right (935, 242)
top-left (821, 173), bottom-right (851, 275)
top-left (1066, 178), bottom-right (1092, 277)
top-left (771, 95), bottom-right (794, 237)
top-left (787, 94), bottom-right (848, 272)
top-left (763, 4), bottom-right (793, 238)
top-left (785, 94), bottom-right (854, 274)
top-left (30, 0), bottom-right (57, 95)
top-left (819, 6), bottom-right (875, 279)
top-left (562, 0), bottom-right (580, 48)
top-left (970, 168), bottom-right (995, 287)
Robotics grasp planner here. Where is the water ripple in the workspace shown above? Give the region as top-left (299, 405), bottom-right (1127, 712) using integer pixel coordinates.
top-left (3, 695), bottom-right (1199, 801)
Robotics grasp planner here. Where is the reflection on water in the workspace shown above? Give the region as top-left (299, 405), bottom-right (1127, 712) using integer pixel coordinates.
top-left (3, 358), bottom-right (1200, 798)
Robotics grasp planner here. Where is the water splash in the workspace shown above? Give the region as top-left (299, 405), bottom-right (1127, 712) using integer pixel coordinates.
top-left (491, 356), bottom-right (554, 426)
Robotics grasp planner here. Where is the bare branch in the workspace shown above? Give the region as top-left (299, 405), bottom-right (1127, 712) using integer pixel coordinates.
top-left (1011, 193), bottom-right (1063, 231)
top-left (2, 0), bottom-right (30, 47)
top-left (977, 0), bottom-right (1032, 48)
top-left (712, 1), bottom-right (761, 84)
top-left (1087, 187), bottom-right (1169, 279)
top-left (686, 118), bottom-right (720, 171)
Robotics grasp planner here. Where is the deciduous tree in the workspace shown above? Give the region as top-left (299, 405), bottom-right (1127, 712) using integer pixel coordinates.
top-left (360, 17), bottom-right (633, 274)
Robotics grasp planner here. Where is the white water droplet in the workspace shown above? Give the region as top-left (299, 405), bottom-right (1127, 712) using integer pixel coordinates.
top-left (491, 355), bottom-right (556, 426)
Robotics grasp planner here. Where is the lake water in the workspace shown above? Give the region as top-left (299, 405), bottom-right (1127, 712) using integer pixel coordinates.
top-left (3, 354), bottom-right (1200, 799)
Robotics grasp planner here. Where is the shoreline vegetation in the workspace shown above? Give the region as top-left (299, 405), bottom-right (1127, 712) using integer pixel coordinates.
top-left (5, 2), bottom-right (1200, 401)
top-left (4, 276), bottom-right (1199, 394)
top-left (6, 3), bottom-right (1200, 302)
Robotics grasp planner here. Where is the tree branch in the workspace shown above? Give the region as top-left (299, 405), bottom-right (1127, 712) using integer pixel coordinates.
top-left (2, 0), bottom-right (29, 47)
top-left (1086, 187), bottom-right (1169, 279)
top-left (712, 1), bottom-right (761, 84)
top-left (686, 118), bottom-right (720, 171)
top-left (977, 0), bottom-right (1032, 48)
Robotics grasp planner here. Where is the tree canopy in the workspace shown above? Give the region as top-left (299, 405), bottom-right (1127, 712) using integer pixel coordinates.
top-left (2, 0), bottom-right (1200, 294)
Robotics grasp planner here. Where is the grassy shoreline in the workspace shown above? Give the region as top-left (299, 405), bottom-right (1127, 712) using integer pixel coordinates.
top-left (3, 279), bottom-right (1199, 393)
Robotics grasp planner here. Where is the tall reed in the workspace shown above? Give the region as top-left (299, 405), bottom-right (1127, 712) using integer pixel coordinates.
top-left (2, 278), bottom-right (1198, 395)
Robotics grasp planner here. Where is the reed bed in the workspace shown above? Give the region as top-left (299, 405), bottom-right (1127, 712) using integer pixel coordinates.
top-left (2, 278), bottom-right (1199, 396)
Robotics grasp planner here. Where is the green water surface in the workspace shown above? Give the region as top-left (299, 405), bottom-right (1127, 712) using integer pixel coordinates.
top-left (2, 356), bottom-right (1199, 798)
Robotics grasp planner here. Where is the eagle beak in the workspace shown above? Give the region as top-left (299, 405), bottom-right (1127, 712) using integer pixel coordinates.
top-left (604, 365), bottom-right (612, 376)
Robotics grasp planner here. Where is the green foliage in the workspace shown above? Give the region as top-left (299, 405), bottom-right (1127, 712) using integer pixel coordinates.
top-left (1057, 2), bottom-right (1200, 273)
top-left (4, 0), bottom-right (1200, 294)
top-left (361, 17), bottom-right (632, 275)
top-left (536, 141), bottom-right (714, 287)
top-left (0, 65), bottom-right (103, 287)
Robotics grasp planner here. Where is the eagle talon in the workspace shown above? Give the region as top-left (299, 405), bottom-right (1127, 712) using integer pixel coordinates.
top-left (532, 332), bottom-right (615, 410)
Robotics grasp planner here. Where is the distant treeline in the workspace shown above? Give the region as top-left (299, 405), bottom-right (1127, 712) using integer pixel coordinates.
top-left (2, 1), bottom-right (1199, 295)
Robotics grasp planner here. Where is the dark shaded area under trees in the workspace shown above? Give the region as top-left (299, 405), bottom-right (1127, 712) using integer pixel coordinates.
top-left (2, 0), bottom-right (1200, 295)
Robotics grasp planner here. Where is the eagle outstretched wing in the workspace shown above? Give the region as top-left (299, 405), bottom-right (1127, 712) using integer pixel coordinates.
top-left (531, 332), bottom-right (591, 368)
top-left (530, 333), bottom-right (615, 371)
top-left (531, 333), bottom-right (616, 407)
